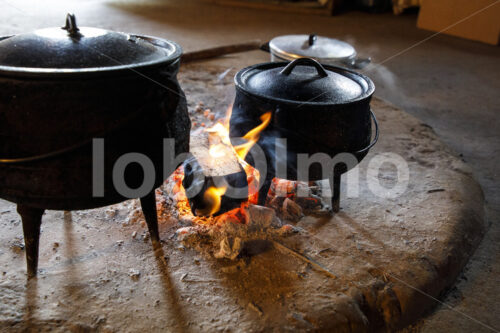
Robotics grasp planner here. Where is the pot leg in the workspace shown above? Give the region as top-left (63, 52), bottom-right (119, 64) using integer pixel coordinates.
top-left (17, 205), bottom-right (45, 279)
top-left (140, 191), bottom-right (160, 249)
top-left (329, 173), bottom-right (341, 213)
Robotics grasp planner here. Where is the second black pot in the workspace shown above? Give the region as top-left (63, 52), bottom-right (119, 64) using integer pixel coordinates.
top-left (230, 58), bottom-right (377, 182)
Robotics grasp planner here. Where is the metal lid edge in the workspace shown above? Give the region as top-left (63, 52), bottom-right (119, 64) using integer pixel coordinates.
top-left (0, 34), bottom-right (182, 78)
top-left (234, 61), bottom-right (375, 106)
top-left (269, 36), bottom-right (357, 62)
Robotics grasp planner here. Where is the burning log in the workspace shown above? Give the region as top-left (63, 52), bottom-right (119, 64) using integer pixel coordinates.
top-left (183, 130), bottom-right (248, 216)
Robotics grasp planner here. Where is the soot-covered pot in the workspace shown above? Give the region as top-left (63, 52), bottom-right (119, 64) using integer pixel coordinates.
top-left (230, 58), bottom-right (378, 210)
top-left (0, 14), bottom-right (190, 278)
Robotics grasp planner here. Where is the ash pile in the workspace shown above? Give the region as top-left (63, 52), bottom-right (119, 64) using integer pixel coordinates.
top-left (156, 99), bottom-right (331, 261)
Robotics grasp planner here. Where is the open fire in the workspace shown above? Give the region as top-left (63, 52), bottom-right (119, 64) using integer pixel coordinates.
top-left (201, 109), bottom-right (271, 215)
top-left (162, 103), bottom-right (328, 231)
top-left (166, 105), bottom-right (272, 225)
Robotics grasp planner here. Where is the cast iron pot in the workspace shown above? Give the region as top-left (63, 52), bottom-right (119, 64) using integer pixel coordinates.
top-left (229, 58), bottom-right (378, 209)
top-left (0, 14), bottom-right (190, 278)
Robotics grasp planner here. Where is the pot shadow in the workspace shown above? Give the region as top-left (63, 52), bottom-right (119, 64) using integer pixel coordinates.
top-left (239, 239), bottom-right (274, 258)
top-left (153, 246), bottom-right (193, 333)
top-left (306, 214), bottom-right (335, 231)
top-left (21, 211), bottom-right (192, 332)
top-left (20, 212), bottom-right (80, 331)
top-left (60, 211), bottom-right (83, 316)
top-left (23, 277), bottom-right (38, 330)
top-left (60, 213), bottom-right (190, 332)
top-left (63, 211), bottom-right (79, 270)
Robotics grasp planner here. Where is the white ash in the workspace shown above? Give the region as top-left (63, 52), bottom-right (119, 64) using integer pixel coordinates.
top-left (214, 237), bottom-right (242, 260)
top-left (105, 208), bottom-right (117, 218)
top-left (178, 216), bottom-right (194, 226)
top-left (277, 224), bottom-right (302, 236)
top-left (173, 204), bottom-right (304, 261)
top-left (129, 269), bottom-right (141, 281)
top-left (104, 199), bottom-right (147, 226)
top-left (175, 226), bottom-right (201, 243)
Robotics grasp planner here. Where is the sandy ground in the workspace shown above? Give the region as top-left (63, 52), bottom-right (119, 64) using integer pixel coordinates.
top-left (0, 64), bottom-right (488, 331)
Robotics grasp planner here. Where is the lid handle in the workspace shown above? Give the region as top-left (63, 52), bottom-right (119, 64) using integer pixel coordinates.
top-left (61, 13), bottom-right (81, 38)
top-left (280, 58), bottom-right (328, 78)
top-left (308, 34), bottom-right (317, 46)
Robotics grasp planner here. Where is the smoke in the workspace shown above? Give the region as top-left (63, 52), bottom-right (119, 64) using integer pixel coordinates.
top-left (364, 62), bottom-right (399, 93)
top-left (341, 37), bottom-right (403, 96)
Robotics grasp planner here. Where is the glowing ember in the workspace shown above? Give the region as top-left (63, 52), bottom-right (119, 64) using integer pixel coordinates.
top-left (166, 164), bottom-right (258, 225)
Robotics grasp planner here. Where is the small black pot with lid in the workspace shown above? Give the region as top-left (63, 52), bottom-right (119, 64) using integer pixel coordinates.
top-left (230, 58), bottom-right (378, 210)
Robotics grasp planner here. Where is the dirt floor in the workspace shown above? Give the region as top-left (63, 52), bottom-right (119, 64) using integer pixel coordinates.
top-left (0, 0), bottom-right (499, 332)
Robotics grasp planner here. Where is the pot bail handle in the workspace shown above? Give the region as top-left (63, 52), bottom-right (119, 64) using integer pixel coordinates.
top-left (355, 110), bottom-right (379, 154)
top-left (280, 58), bottom-right (328, 78)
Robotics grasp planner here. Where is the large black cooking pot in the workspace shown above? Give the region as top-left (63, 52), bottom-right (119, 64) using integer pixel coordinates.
top-left (0, 14), bottom-right (190, 278)
top-left (230, 58), bottom-right (378, 209)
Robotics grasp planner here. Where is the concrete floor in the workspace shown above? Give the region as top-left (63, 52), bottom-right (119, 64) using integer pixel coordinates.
top-left (0, 0), bottom-right (499, 331)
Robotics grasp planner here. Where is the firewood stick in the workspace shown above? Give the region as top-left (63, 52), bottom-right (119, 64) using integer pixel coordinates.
top-left (181, 40), bottom-right (262, 63)
top-left (272, 241), bottom-right (337, 279)
top-left (183, 132), bottom-right (248, 216)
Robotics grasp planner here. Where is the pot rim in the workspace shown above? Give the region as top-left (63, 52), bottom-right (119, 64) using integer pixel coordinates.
top-left (269, 34), bottom-right (357, 63)
top-left (271, 51), bottom-right (357, 63)
top-left (234, 61), bottom-right (375, 107)
top-left (0, 34), bottom-right (182, 78)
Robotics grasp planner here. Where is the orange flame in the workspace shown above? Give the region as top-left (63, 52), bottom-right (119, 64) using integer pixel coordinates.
top-left (197, 108), bottom-right (271, 215)
top-left (196, 185), bottom-right (227, 216)
top-left (234, 112), bottom-right (272, 160)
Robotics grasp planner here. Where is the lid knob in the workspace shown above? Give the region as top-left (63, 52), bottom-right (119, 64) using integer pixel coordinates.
top-left (61, 13), bottom-right (81, 38)
top-left (308, 34), bottom-right (317, 46)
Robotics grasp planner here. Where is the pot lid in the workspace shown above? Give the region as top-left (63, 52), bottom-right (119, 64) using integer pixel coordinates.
top-left (236, 58), bottom-right (374, 105)
top-left (0, 14), bottom-right (182, 76)
top-left (269, 34), bottom-right (356, 62)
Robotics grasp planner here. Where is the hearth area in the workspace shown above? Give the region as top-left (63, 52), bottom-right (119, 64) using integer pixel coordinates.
top-left (1, 1), bottom-right (499, 332)
top-left (0, 62), bottom-right (486, 331)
